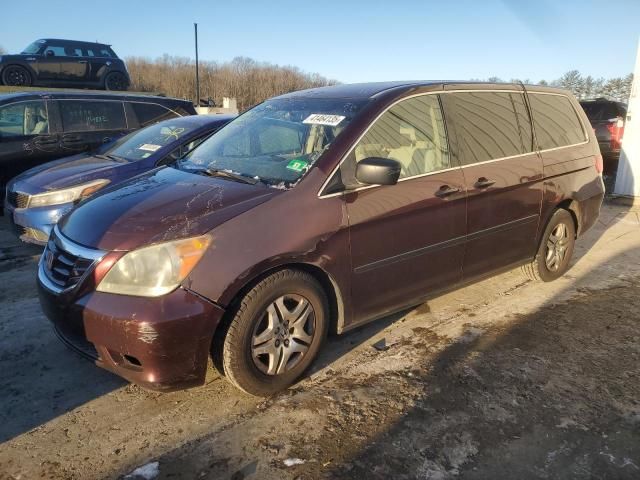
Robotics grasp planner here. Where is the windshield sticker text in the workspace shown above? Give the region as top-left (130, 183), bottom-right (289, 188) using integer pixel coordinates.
top-left (302, 114), bottom-right (345, 127)
top-left (138, 144), bottom-right (162, 152)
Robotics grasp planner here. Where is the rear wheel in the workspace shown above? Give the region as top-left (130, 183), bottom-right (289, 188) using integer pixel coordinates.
top-left (522, 209), bottom-right (576, 282)
top-left (2, 66), bottom-right (32, 87)
top-left (221, 269), bottom-right (329, 396)
top-left (104, 72), bottom-right (128, 91)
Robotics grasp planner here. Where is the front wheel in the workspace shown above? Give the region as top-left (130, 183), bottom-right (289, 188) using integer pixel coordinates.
top-left (522, 208), bottom-right (576, 282)
top-left (2, 66), bottom-right (32, 87)
top-left (221, 269), bottom-right (329, 396)
top-left (104, 72), bottom-right (128, 91)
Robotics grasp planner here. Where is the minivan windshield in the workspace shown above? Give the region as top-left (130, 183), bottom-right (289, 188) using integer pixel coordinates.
top-left (105, 121), bottom-right (198, 162)
top-left (176, 97), bottom-right (368, 188)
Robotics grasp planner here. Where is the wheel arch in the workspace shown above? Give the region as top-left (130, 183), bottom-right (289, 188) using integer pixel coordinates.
top-left (217, 262), bottom-right (345, 338)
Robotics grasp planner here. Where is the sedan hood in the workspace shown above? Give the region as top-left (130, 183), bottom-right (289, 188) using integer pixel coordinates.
top-left (10, 154), bottom-right (123, 194)
top-left (59, 167), bottom-right (280, 251)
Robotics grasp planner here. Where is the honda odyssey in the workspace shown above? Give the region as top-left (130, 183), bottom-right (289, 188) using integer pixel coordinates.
top-left (37, 81), bottom-right (605, 396)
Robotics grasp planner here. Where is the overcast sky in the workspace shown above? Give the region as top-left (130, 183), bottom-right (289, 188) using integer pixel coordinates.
top-left (2, 0), bottom-right (639, 83)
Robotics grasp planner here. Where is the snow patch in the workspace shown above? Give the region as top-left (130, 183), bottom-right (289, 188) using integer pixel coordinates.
top-left (124, 461), bottom-right (160, 480)
top-left (283, 458), bottom-right (305, 467)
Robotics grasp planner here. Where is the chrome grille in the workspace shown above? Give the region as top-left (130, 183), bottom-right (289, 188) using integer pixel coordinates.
top-left (7, 191), bottom-right (30, 208)
top-left (41, 227), bottom-right (104, 292)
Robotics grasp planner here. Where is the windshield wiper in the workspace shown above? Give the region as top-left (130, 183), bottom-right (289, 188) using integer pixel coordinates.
top-left (96, 154), bottom-right (127, 162)
top-left (203, 168), bottom-right (258, 185)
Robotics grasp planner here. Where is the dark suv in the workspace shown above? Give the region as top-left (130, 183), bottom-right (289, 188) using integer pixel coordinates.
top-left (38, 82), bottom-right (605, 396)
top-left (579, 98), bottom-right (627, 163)
top-left (0, 39), bottom-right (130, 91)
top-left (0, 91), bottom-right (197, 205)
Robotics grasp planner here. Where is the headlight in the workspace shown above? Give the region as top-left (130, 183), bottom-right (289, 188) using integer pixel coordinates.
top-left (96, 235), bottom-right (211, 297)
top-left (28, 179), bottom-right (110, 208)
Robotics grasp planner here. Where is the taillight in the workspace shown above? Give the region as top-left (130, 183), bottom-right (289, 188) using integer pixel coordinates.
top-left (606, 117), bottom-right (625, 150)
top-left (595, 154), bottom-right (603, 175)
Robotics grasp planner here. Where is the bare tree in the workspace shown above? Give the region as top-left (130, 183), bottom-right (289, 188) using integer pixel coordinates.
top-left (126, 55), bottom-right (337, 111)
top-left (0, 46), bottom-right (7, 55)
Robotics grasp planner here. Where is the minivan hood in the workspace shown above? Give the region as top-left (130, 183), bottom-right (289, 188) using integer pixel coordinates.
top-left (10, 154), bottom-right (122, 194)
top-left (59, 167), bottom-right (280, 251)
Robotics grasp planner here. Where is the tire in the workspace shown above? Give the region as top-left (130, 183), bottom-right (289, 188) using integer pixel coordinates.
top-left (2, 66), bottom-right (32, 87)
top-left (522, 209), bottom-right (576, 282)
top-left (221, 269), bottom-right (329, 396)
top-left (104, 72), bottom-right (128, 91)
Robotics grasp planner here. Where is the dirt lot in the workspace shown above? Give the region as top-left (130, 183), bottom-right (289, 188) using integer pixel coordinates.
top-left (0, 202), bottom-right (639, 480)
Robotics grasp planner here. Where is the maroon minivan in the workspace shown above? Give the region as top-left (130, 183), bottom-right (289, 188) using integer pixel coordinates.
top-left (38, 82), bottom-right (605, 396)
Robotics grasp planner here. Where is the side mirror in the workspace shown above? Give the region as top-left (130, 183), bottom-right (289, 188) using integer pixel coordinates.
top-left (45, 50), bottom-right (54, 57)
top-left (355, 157), bottom-right (401, 186)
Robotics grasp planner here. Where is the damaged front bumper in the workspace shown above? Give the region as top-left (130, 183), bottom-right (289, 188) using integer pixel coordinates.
top-left (38, 275), bottom-right (225, 391)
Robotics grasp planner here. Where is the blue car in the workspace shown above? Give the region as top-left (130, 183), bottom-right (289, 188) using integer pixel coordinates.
top-left (5, 114), bottom-right (235, 244)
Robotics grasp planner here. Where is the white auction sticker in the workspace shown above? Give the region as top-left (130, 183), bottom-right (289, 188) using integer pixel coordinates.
top-left (302, 114), bottom-right (345, 127)
top-left (138, 144), bottom-right (162, 152)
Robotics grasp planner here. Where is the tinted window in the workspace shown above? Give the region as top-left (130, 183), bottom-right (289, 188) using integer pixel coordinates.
top-left (0, 101), bottom-right (49, 137)
top-left (59, 100), bottom-right (126, 132)
top-left (85, 46), bottom-right (114, 58)
top-left (130, 103), bottom-right (178, 127)
top-left (349, 94), bottom-right (450, 180)
top-left (529, 94), bottom-right (585, 150)
top-left (580, 101), bottom-right (623, 122)
top-left (451, 92), bottom-right (528, 164)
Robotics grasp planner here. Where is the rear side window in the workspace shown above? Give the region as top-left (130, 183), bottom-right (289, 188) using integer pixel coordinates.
top-left (450, 92), bottom-right (531, 165)
top-left (349, 94), bottom-right (450, 180)
top-left (529, 94), bottom-right (585, 150)
top-left (130, 103), bottom-right (178, 127)
top-left (59, 100), bottom-right (126, 132)
top-left (0, 100), bottom-right (49, 137)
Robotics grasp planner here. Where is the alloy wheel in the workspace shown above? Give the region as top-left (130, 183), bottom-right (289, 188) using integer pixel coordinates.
top-left (4, 67), bottom-right (29, 86)
top-left (251, 294), bottom-right (315, 375)
top-left (106, 73), bottom-right (127, 91)
top-left (545, 222), bottom-right (569, 271)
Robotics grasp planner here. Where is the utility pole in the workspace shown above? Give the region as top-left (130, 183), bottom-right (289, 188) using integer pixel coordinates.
top-left (194, 22), bottom-right (200, 107)
top-left (614, 38), bottom-right (640, 200)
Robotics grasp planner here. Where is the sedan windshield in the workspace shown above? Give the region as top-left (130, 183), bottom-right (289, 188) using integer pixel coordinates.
top-left (176, 97), bottom-right (368, 188)
top-left (106, 121), bottom-right (198, 162)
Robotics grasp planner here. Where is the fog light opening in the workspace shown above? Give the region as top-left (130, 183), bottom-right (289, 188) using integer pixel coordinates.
top-left (124, 354), bottom-right (142, 367)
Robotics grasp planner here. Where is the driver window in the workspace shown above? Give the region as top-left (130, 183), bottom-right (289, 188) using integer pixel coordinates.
top-left (351, 94), bottom-right (450, 180)
top-left (0, 101), bottom-right (49, 138)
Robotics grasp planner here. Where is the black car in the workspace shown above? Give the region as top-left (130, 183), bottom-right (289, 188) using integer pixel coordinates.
top-left (0, 39), bottom-right (130, 91)
top-left (0, 91), bottom-right (197, 206)
top-left (579, 98), bottom-right (627, 163)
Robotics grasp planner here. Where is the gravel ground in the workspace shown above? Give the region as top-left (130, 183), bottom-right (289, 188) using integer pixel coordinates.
top-left (0, 202), bottom-right (639, 480)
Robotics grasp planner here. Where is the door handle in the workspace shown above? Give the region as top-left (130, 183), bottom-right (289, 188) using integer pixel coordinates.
top-left (34, 137), bottom-right (58, 146)
top-left (25, 57), bottom-right (36, 61)
top-left (474, 177), bottom-right (495, 189)
top-left (435, 185), bottom-right (460, 198)
top-left (77, 60), bottom-right (88, 64)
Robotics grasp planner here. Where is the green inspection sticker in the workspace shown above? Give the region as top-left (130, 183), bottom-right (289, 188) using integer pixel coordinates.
top-left (286, 159), bottom-right (309, 172)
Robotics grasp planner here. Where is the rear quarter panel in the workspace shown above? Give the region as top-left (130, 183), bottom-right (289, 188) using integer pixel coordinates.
top-left (538, 96), bottom-right (604, 240)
